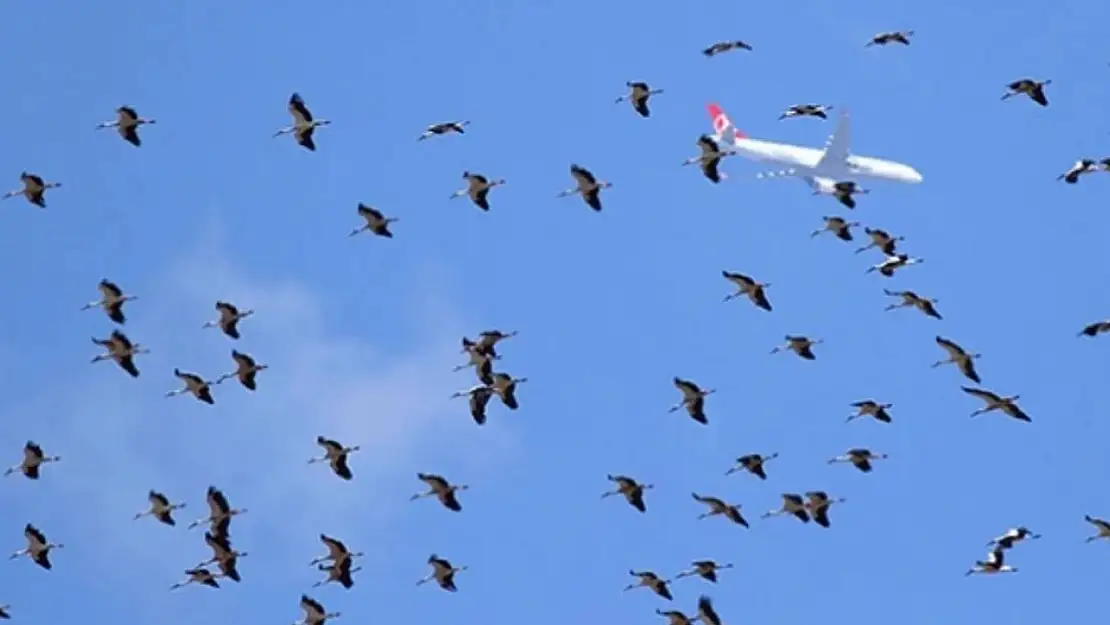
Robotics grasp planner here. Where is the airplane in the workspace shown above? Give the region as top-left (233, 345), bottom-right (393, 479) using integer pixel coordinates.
top-left (706, 103), bottom-right (923, 197)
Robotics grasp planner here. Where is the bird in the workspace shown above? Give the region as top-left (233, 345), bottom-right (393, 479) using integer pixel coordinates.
top-left (2, 172), bottom-right (61, 208)
top-left (449, 384), bottom-right (496, 425)
top-left (725, 453), bottom-right (778, 480)
top-left (1002, 79), bottom-right (1051, 107)
top-left (90, 329), bottom-right (148, 378)
top-left (702, 40), bottom-right (752, 56)
top-left (987, 527), bottom-right (1041, 550)
top-left (308, 436), bottom-right (360, 480)
top-left (1078, 320), bottom-right (1110, 337)
top-left (683, 135), bottom-right (736, 183)
top-left (314, 555), bottom-right (360, 589)
top-left (691, 493), bottom-right (749, 527)
top-left (933, 336), bottom-right (982, 383)
top-left (883, 289), bottom-right (942, 319)
top-left (310, 534), bottom-right (364, 567)
top-left (95, 106), bottom-right (155, 146)
top-left (165, 368), bottom-right (221, 404)
top-left (669, 377), bottom-right (715, 424)
top-left (965, 548), bottom-right (1017, 576)
top-left (780, 104), bottom-right (833, 120)
top-left (1084, 515), bottom-right (1110, 542)
top-left (4, 441), bottom-right (60, 480)
top-left (762, 493), bottom-right (810, 523)
top-left (8, 524), bottom-right (62, 570)
top-left (469, 329), bottom-right (517, 358)
top-left (846, 400), bottom-right (895, 423)
top-left (0, 605), bottom-right (9, 619)
top-left (855, 227), bottom-right (905, 255)
top-left (770, 335), bottom-right (822, 360)
top-left (673, 560), bottom-right (733, 584)
top-left (1058, 159), bottom-right (1100, 184)
top-left (616, 81), bottom-right (664, 118)
top-left (274, 93), bottom-right (330, 150)
top-left (134, 490), bottom-right (186, 526)
top-left (410, 473), bottom-right (468, 512)
top-left (418, 121), bottom-right (470, 141)
top-left (417, 555), bottom-right (467, 592)
top-left (696, 595), bottom-right (724, 625)
top-left (625, 570), bottom-right (673, 600)
top-left (656, 609), bottom-right (697, 625)
top-left (721, 271), bottom-right (772, 310)
top-left (187, 486), bottom-right (248, 539)
top-left (196, 531), bottom-right (248, 582)
top-left (169, 567), bottom-right (223, 590)
top-left (80, 279), bottom-right (137, 324)
top-left (296, 595), bottom-right (341, 625)
top-left (961, 387), bottom-right (1031, 422)
top-left (557, 164), bottom-right (611, 211)
top-left (453, 338), bottom-right (497, 385)
top-left (449, 172), bottom-right (505, 211)
top-left (866, 30), bottom-right (914, 46)
top-left (810, 216), bottom-right (859, 242)
top-left (866, 253), bottom-right (924, 277)
top-left (805, 491), bottom-right (845, 528)
top-left (823, 180), bottom-right (868, 209)
top-left (602, 474), bottom-right (653, 513)
top-left (214, 350), bottom-right (268, 390)
top-left (349, 204), bottom-right (398, 238)
top-left (202, 301), bottom-right (254, 339)
top-left (489, 372), bottom-right (527, 409)
top-left (828, 448), bottom-right (888, 473)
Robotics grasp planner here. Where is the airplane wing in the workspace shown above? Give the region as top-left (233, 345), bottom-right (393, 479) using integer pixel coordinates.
top-left (814, 109), bottom-right (851, 175)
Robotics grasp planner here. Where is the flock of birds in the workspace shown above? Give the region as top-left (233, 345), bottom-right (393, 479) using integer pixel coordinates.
top-left (3, 23), bottom-right (1110, 625)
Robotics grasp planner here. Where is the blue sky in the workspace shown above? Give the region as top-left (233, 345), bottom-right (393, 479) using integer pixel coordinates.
top-left (2, 0), bottom-right (1110, 622)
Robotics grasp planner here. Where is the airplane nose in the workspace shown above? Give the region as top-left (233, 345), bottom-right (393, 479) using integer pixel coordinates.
top-left (906, 167), bottom-right (924, 183)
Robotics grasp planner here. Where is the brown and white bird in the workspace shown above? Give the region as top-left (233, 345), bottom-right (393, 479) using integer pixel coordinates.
top-left (449, 384), bottom-right (496, 425)
top-left (805, 491), bottom-right (845, 528)
top-left (2, 172), bottom-right (61, 208)
top-left (866, 30), bottom-right (914, 46)
top-left (961, 387), bottom-right (1031, 422)
top-left (557, 164), bottom-right (611, 211)
top-left (0, 604), bottom-right (10, 619)
top-left (196, 531), bottom-right (248, 582)
top-left (987, 527), bottom-right (1041, 550)
top-left (828, 448), bottom-right (888, 473)
top-left (410, 473), bottom-right (468, 512)
top-left (669, 377), bottom-right (715, 425)
top-left (450, 172), bottom-right (505, 211)
top-left (349, 204), bottom-right (398, 238)
top-left (770, 335), bottom-right (822, 360)
top-left (489, 372), bottom-right (527, 410)
top-left (1002, 79), bottom-right (1051, 107)
top-left (417, 555), bottom-right (467, 592)
top-left (820, 180), bottom-right (868, 209)
top-left (656, 609), bottom-right (697, 625)
top-left (187, 486), bottom-right (248, 539)
top-left (683, 135), bottom-right (736, 183)
top-left (1058, 159), bottom-right (1099, 184)
top-left (214, 350), bottom-right (267, 391)
top-left (95, 106), bottom-right (155, 146)
top-left (616, 82), bottom-right (664, 118)
top-left (468, 329), bottom-right (517, 359)
top-left (721, 271), bottom-right (772, 310)
top-left (1079, 320), bottom-right (1110, 337)
top-left (725, 453), bottom-right (778, 480)
top-left (691, 493), bottom-right (749, 527)
top-left (855, 227), bottom-right (904, 255)
top-left (866, 253), bottom-right (924, 277)
top-left (418, 121), bottom-right (469, 141)
top-left (846, 399), bottom-right (895, 423)
top-left (134, 490), bottom-right (186, 526)
top-left (696, 595), bottom-right (724, 625)
top-left (602, 474), bottom-right (654, 513)
top-left (274, 92), bottom-right (330, 150)
top-left (9, 524), bottom-right (62, 570)
top-left (4, 442), bottom-right (60, 480)
top-left (965, 548), bottom-right (1017, 576)
top-left (762, 493), bottom-right (810, 523)
top-left (780, 104), bottom-right (833, 120)
top-left (624, 570), bottom-right (673, 600)
top-left (310, 534), bottom-right (364, 567)
top-left (883, 289), bottom-right (942, 319)
top-left (165, 368), bottom-right (221, 405)
top-left (295, 595), bottom-right (341, 625)
top-left (309, 436), bottom-right (359, 480)
top-left (702, 40), bottom-right (753, 56)
top-left (674, 560), bottom-right (733, 584)
top-left (90, 330), bottom-right (148, 378)
top-left (203, 301), bottom-right (254, 339)
top-left (453, 338), bottom-right (497, 385)
top-left (169, 567), bottom-right (223, 590)
top-left (810, 216), bottom-right (859, 242)
top-left (81, 279), bottom-right (137, 324)
top-left (1084, 515), bottom-right (1110, 542)
top-left (933, 336), bottom-right (983, 383)
top-left (314, 555), bottom-right (360, 590)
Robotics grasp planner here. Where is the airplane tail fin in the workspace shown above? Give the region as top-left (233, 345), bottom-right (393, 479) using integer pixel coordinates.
top-left (707, 103), bottom-right (749, 146)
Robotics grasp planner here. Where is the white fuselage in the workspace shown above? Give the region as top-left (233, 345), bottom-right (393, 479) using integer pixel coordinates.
top-left (728, 137), bottom-right (924, 184)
